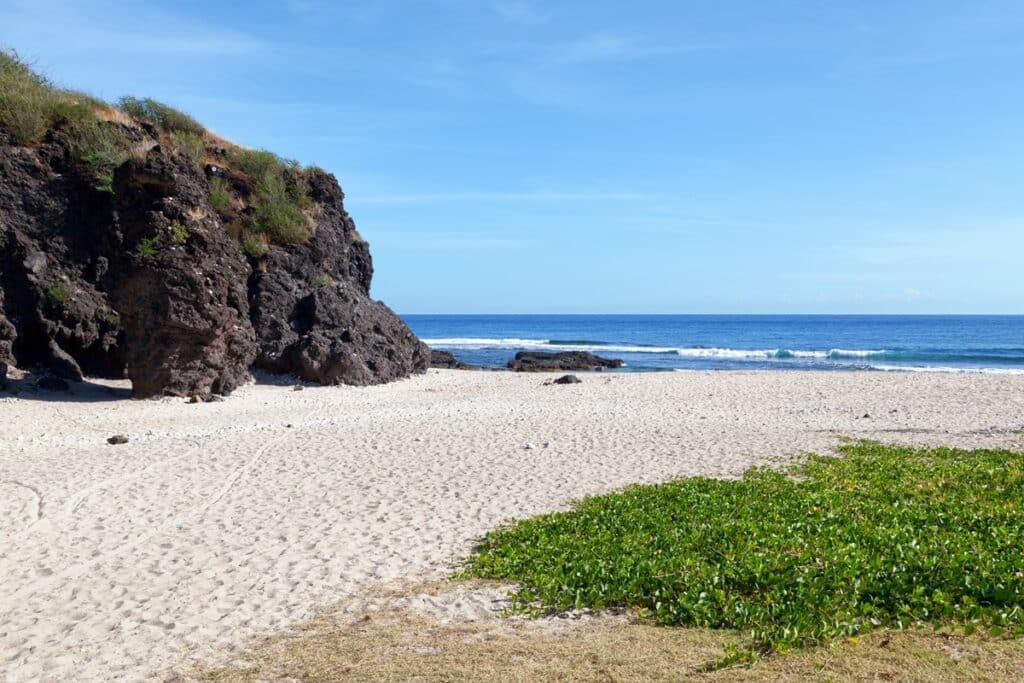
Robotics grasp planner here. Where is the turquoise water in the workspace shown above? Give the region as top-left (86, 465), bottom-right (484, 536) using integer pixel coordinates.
top-left (402, 315), bottom-right (1024, 373)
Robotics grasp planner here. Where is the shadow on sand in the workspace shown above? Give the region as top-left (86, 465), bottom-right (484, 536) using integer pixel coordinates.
top-left (0, 374), bottom-right (133, 403)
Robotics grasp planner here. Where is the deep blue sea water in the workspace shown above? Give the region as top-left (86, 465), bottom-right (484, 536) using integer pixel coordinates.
top-left (401, 315), bottom-right (1024, 373)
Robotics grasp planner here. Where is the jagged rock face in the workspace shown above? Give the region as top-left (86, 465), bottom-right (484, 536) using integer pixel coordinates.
top-left (0, 129), bottom-right (125, 379)
top-left (109, 145), bottom-right (258, 397)
top-left (0, 127), bottom-right (426, 396)
top-left (250, 169), bottom-right (429, 385)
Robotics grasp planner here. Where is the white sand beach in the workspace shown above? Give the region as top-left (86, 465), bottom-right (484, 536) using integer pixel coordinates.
top-left (1, 369), bottom-right (1023, 681)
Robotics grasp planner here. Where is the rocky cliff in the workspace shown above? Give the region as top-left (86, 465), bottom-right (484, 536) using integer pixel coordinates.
top-left (0, 52), bottom-right (428, 396)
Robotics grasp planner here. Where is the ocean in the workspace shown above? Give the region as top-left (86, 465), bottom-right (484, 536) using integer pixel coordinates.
top-left (402, 315), bottom-right (1024, 374)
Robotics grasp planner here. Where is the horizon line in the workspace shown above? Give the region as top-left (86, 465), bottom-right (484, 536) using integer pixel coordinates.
top-left (398, 312), bottom-right (1024, 317)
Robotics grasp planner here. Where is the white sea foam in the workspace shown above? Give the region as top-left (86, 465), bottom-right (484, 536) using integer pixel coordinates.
top-left (868, 364), bottom-right (1024, 375)
top-left (423, 338), bottom-right (893, 361)
top-left (828, 348), bottom-right (888, 358)
top-left (422, 337), bottom-right (550, 348)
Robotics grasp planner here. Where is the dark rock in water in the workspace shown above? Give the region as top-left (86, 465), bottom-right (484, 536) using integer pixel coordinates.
top-left (0, 75), bottom-right (426, 396)
top-left (0, 360), bottom-right (8, 389)
top-left (508, 351), bottom-right (623, 372)
top-left (107, 434), bottom-right (129, 445)
top-left (430, 349), bottom-right (475, 370)
top-left (36, 375), bottom-right (70, 391)
top-left (552, 374), bottom-right (582, 385)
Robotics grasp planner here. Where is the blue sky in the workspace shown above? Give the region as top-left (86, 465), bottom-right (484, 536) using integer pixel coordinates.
top-left (3, 0), bottom-right (1022, 313)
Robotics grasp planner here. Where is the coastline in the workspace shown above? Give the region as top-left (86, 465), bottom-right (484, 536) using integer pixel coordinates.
top-left (2, 369), bottom-right (1023, 680)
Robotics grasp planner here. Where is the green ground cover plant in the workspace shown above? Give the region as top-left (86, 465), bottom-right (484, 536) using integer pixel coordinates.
top-left (462, 442), bottom-right (1024, 659)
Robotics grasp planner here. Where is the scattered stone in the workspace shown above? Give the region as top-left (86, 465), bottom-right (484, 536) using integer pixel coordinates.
top-left (285, 423), bottom-right (293, 428)
top-left (508, 351), bottom-right (623, 372)
top-left (523, 443), bottom-right (534, 450)
top-left (206, 394), bottom-right (224, 402)
top-left (188, 395), bottom-right (202, 404)
top-left (292, 385), bottom-right (304, 391)
top-left (863, 413), bottom-right (871, 419)
top-left (552, 374), bottom-right (582, 385)
top-left (36, 376), bottom-right (70, 392)
top-left (107, 434), bottom-right (129, 445)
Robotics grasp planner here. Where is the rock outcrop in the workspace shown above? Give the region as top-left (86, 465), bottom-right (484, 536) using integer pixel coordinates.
top-left (109, 144), bottom-right (258, 397)
top-left (507, 351), bottom-right (624, 372)
top-left (429, 349), bottom-right (475, 370)
top-left (249, 170), bottom-right (428, 385)
top-left (0, 92), bottom-right (426, 396)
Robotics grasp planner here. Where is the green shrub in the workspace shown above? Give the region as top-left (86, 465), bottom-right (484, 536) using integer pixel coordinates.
top-left (208, 177), bottom-right (231, 212)
top-left (229, 148), bottom-right (281, 178)
top-left (312, 274), bottom-right (333, 288)
top-left (136, 236), bottom-right (159, 258)
top-left (240, 234), bottom-right (269, 259)
top-left (254, 170), bottom-right (311, 245)
top-left (117, 96), bottom-right (204, 135)
top-left (227, 148), bottom-right (312, 244)
top-left (0, 49), bottom-right (107, 145)
top-left (0, 50), bottom-right (131, 189)
top-left (462, 442), bottom-right (1024, 659)
top-left (168, 220), bottom-right (189, 246)
top-left (171, 130), bottom-right (205, 163)
top-left (45, 282), bottom-right (70, 308)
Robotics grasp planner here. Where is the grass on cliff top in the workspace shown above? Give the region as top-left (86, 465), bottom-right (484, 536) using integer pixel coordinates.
top-left (0, 48), bottom-right (312, 246)
top-left (461, 442), bottom-right (1024, 662)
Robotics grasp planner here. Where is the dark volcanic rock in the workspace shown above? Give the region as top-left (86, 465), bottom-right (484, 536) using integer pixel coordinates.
top-left (430, 349), bottom-right (475, 370)
top-left (110, 145), bottom-right (257, 397)
top-left (107, 434), bottom-right (129, 445)
top-left (507, 351), bottom-right (623, 372)
top-left (249, 169), bottom-right (428, 386)
top-left (0, 129), bottom-right (126, 379)
top-left (45, 339), bottom-right (83, 382)
top-left (552, 374), bottom-right (582, 384)
top-left (1, 109), bottom-right (426, 396)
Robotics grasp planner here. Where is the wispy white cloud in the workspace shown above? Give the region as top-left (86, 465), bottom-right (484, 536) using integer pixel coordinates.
top-left (1, 0), bottom-right (265, 58)
top-left (357, 190), bottom-right (659, 205)
top-left (490, 0), bottom-right (549, 25)
top-left (551, 33), bottom-right (721, 64)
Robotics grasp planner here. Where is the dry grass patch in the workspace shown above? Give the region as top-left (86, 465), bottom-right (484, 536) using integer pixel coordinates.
top-left (186, 586), bottom-right (1024, 682)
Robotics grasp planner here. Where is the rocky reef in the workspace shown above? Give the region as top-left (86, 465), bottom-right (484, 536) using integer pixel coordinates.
top-left (0, 52), bottom-right (427, 397)
top-left (507, 351), bottom-right (624, 372)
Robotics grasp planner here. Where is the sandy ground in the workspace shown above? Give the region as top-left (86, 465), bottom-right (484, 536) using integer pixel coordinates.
top-left (1, 369), bottom-right (1023, 681)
